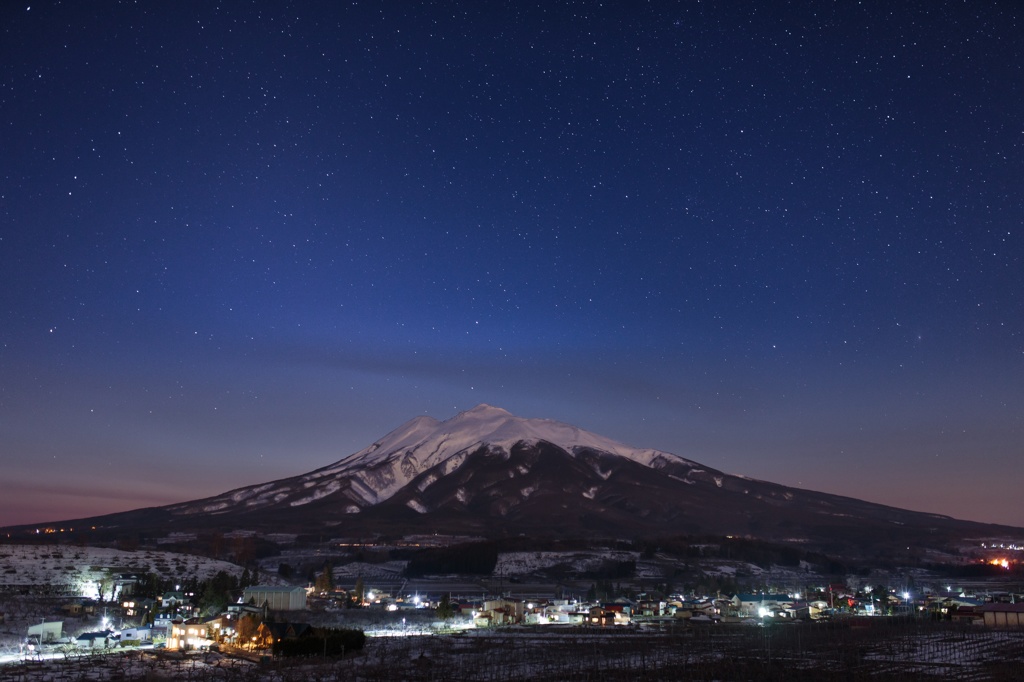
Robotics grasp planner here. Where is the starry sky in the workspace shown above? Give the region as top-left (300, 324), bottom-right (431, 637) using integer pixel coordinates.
top-left (2, 1), bottom-right (1022, 530)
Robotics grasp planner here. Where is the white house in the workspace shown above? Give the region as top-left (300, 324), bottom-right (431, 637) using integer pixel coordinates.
top-left (75, 631), bottom-right (112, 649)
top-left (119, 627), bottom-right (152, 643)
top-left (27, 621), bottom-right (63, 644)
top-left (732, 593), bottom-right (793, 618)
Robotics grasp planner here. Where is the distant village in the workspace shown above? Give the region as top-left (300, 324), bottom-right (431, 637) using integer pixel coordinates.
top-left (16, 565), bottom-right (1024, 659)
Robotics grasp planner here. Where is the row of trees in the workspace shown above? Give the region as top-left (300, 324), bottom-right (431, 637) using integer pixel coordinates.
top-left (272, 627), bottom-right (366, 658)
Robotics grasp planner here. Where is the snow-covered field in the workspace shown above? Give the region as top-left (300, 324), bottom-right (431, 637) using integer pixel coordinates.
top-left (0, 544), bottom-right (244, 594)
top-left (0, 648), bottom-right (259, 680)
top-left (865, 629), bottom-right (1024, 674)
top-left (494, 550), bottom-right (640, 576)
top-left (493, 550), bottom-right (822, 591)
top-left (2, 622), bottom-right (1021, 681)
top-left (332, 560), bottom-right (408, 580)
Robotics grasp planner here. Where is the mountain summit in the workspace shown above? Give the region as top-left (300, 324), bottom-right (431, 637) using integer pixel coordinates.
top-left (167, 403), bottom-right (698, 518)
top-left (338, 402), bottom-right (696, 478)
top-left (12, 405), bottom-right (1019, 552)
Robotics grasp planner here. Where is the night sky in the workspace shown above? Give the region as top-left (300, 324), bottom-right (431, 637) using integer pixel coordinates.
top-left (2, 1), bottom-right (1022, 530)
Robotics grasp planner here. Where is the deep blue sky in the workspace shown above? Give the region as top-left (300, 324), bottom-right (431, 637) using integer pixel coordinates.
top-left (2, 1), bottom-right (1022, 529)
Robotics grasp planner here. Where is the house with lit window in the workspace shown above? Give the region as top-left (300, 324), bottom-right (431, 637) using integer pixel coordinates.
top-left (167, 618), bottom-right (217, 651)
top-left (732, 593), bottom-right (793, 618)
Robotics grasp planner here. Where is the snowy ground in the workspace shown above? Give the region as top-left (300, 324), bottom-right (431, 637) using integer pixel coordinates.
top-left (0, 621), bottom-right (1021, 680)
top-left (0, 544), bottom-right (244, 595)
top-left (494, 550), bottom-right (640, 576)
top-left (331, 560), bottom-right (407, 580)
top-left (491, 549), bottom-right (825, 594)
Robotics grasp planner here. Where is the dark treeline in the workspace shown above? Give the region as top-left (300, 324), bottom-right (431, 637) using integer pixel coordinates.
top-left (403, 542), bottom-right (499, 577)
top-left (271, 627), bottom-right (366, 658)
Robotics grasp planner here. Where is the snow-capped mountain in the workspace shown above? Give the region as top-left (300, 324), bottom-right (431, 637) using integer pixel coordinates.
top-left (10, 405), bottom-right (1019, 552)
top-left (169, 404), bottom-right (704, 518)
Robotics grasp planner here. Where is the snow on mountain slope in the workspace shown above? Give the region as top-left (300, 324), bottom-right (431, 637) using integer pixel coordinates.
top-left (311, 404), bottom-right (698, 501)
top-left (59, 405), bottom-right (1022, 551)
top-left (172, 404), bottom-right (699, 515)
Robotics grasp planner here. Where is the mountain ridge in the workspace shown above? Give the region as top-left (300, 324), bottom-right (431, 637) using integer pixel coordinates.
top-left (166, 403), bottom-right (702, 517)
top-left (4, 405), bottom-right (1020, 556)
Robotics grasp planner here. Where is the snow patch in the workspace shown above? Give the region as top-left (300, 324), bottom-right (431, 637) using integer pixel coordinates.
top-left (442, 452), bottom-right (466, 475)
top-left (495, 550), bottom-right (640, 576)
top-left (349, 477), bottom-right (380, 505)
top-left (232, 483), bottom-right (273, 503)
top-left (290, 481), bottom-right (341, 506)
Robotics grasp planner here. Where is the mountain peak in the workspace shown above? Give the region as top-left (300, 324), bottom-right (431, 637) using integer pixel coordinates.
top-left (447, 403), bottom-right (515, 427)
top-left (461, 403), bottom-right (511, 416)
top-left (339, 404), bottom-right (692, 480)
top-left (168, 405), bottom-right (699, 518)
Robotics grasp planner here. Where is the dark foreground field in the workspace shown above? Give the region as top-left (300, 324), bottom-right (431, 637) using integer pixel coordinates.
top-left (2, 620), bottom-right (1022, 681)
